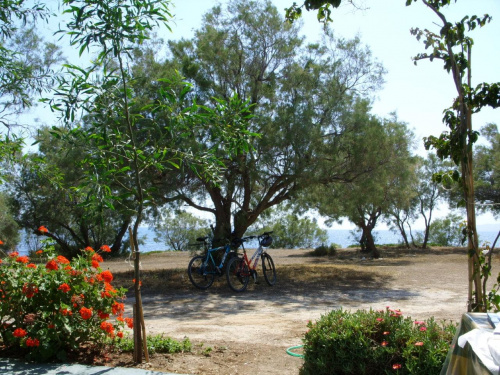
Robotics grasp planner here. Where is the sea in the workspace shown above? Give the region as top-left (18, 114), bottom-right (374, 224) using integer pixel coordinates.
top-left (112, 226), bottom-right (500, 252)
top-left (13, 226), bottom-right (500, 255)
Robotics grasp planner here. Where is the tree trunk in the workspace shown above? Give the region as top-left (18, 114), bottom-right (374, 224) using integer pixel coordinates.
top-left (358, 223), bottom-right (380, 259)
top-left (111, 218), bottom-right (131, 255)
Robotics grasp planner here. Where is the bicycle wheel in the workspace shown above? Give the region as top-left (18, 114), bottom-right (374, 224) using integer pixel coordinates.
top-left (187, 255), bottom-right (215, 290)
top-left (226, 256), bottom-right (250, 292)
top-left (262, 253), bottom-right (276, 286)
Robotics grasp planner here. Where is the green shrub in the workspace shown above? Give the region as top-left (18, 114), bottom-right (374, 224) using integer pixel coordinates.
top-left (311, 244), bottom-right (337, 256)
top-left (113, 334), bottom-right (191, 354)
top-left (0, 233), bottom-right (130, 362)
top-left (301, 307), bottom-right (456, 375)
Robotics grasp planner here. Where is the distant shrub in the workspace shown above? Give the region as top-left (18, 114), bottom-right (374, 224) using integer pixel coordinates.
top-left (301, 307), bottom-right (456, 375)
top-left (310, 244), bottom-right (337, 256)
top-left (113, 334), bottom-right (191, 355)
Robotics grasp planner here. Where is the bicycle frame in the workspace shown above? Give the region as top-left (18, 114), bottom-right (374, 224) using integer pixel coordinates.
top-left (204, 243), bottom-right (232, 272)
top-left (225, 232), bottom-right (276, 291)
top-left (241, 244), bottom-right (265, 272)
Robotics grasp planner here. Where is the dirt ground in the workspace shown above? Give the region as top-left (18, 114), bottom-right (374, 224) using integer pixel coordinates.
top-left (102, 247), bottom-right (486, 375)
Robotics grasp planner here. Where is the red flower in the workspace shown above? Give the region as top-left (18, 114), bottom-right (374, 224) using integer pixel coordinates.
top-left (383, 331), bottom-right (390, 335)
top-left (91, 260), bottom-right (100, 269)
top-left (376, 318), bottom-right (384, 322)
top-left (60, 308), bottom-right (72, 316)
top-left (26, 337), bottom-right (40, 347)
top-left (36, 250), bottom-right (43, 255)
top-left (56, 255), bottom-right (70, 264)
top-left (58, 283), bottom-right (71, 293)
top-left (112, 301), bottom-right (125, 315)
top-left (100, 245), bottom-right (111, 253)
top-left (117, 331), bottom-right (124, 338)
top-left (0, 239), bottom-right (3, 245)
top-left (38, 226), bottom-right (48, 233)
top-left (16, 256), bottom-right (30, 264)
top-left (45, 259), bottom-right (58, 271)
top-left (84, 246), bottom-right (95, 252)
top-left (27, 263), bottom-right (37, 269)
top-left (100, 321), bottom-right (114, 335)
top-left (79, 307), bottom-right (93, 320)
top-left (22, 283), bottom-right (39, 298)
top-left (381, 341), bottom-right (388, 347)
top-left (100, 270), bottom-right (113, 283)
top-left (13, 328), bottom-right (27, 338)
top-left (98, 310), bottom-right (110, 319)
top-left (48, 324), bottom-right (55, 329)
top-left (419, 326), bottom-right (427, 332)
top-left (125, 317), bottom-right (134, 329)
top-left (393, 363), bottom-right (402, 370)
top-left (9, 251), bottom-right (19, 258)
top-left (0, 259), bottom-right (3, 264)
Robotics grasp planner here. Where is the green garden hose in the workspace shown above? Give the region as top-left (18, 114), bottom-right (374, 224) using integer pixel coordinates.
top-left (286, 345), bottom-right (304, 358)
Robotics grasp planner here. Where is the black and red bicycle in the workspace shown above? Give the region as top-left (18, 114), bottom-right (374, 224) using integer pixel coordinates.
top-left (225, 232), bottom-right (276, 292)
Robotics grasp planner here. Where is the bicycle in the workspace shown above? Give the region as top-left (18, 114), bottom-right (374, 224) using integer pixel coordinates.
top-left (226, 231), bottom-right (276, 292)
top-left (187, 236), bottom-right (239, 290)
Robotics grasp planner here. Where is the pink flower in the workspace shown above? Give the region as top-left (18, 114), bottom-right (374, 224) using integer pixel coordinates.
top-left (419, 326), bottom-right (427, 332)
top-left (415, 341), bottom-right (424, 346)
top-left (376, 318), bottom-right (384, 322)
top-left (393, 363), bottom-right (402, 370)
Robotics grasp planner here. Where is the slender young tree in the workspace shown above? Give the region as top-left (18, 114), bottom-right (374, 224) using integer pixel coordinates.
top-left (410, 0), bottom-right (499, 312)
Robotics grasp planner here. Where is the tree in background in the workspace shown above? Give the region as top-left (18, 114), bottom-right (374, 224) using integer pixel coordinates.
top-left (0, 2), bottom-right (61, 167)
top-left (306, 103), bottom-right (415, 258)
top-left (146, 0), bottom-right (385, 242)
top-left (8, 127), bottom-right (133, 257)
top-left (426, 212), bottom-right (464, 247)
top-left (152, 211), bottom-right (209, 251)
top-left (414, 154), bottom-right (452, 248)
top-left (0, 191), bottom-right (19, 249)
top-left (247, 207), bottom-right (328, 249)
top-left (475, 123), bottom-right (500, 219)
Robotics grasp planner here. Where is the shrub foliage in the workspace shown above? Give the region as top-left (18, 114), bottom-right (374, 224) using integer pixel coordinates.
top-left (0, 234), bottom-right (131, 361)
top-left (301, 307), bottom-right (456, 375)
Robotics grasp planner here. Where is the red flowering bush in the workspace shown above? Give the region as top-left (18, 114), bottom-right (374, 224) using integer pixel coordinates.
top-left (0, 236), bottom-right (130, 361)
top-left (301, 307), bottom-right (457, 375)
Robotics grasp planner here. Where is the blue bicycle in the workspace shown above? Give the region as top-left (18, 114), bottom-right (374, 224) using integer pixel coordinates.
top-left (187, 237), bottom-right (239, 290)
